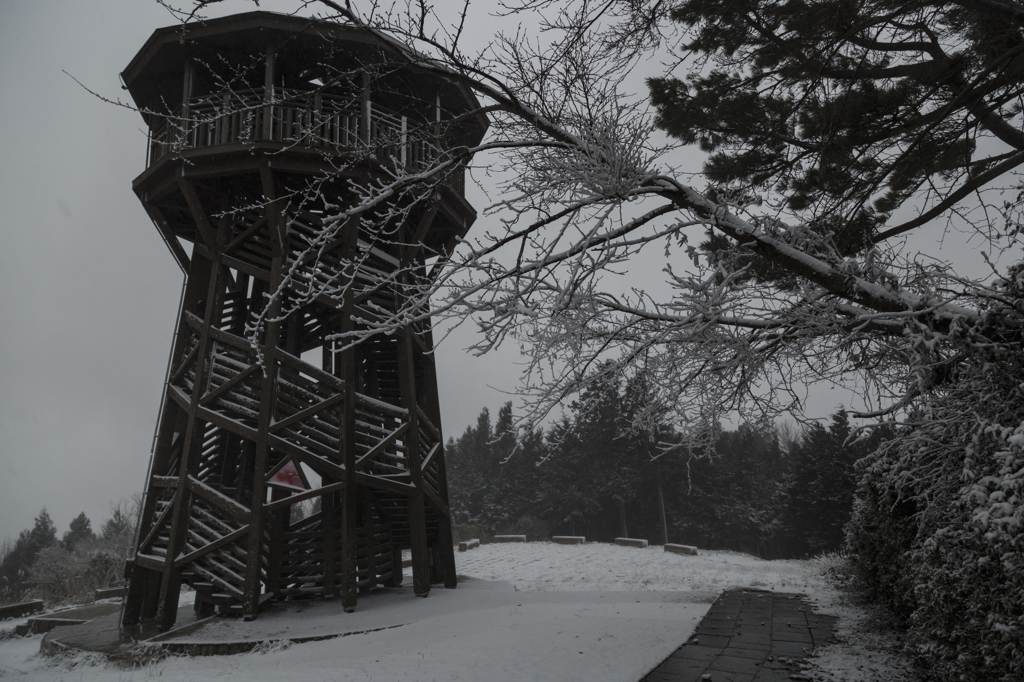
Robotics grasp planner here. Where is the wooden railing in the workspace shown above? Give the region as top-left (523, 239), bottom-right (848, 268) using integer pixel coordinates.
top-left (146, 87), bottom-right (466, 195)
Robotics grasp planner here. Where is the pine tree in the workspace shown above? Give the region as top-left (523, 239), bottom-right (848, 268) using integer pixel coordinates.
top-left (648, 1), bottom-right (1024, 256)
top-left (783, 411), bottom-right (891, 556)
top-left (62, 512), bottom-right (95, 551)
top-left (0, 508), bottom-right (59, 597)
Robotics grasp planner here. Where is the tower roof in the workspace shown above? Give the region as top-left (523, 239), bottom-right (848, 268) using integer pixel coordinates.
top-left (122, 11), bottom-right (487, 148)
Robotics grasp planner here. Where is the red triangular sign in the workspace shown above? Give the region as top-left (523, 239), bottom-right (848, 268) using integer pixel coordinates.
top-left (269, 460), bottom-right (307, 490)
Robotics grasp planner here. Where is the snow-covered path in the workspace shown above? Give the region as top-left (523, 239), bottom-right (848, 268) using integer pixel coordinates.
top-left (0, 543), bottom-right (912, 681)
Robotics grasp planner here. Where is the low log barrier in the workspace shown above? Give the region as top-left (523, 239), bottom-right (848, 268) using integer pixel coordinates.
top-left (0, 600), bottom-right (43, 621)
top-left (551, 536), bottom-right (585, 545)
top-left (614, 537), bottom-right (648, 548)
top-left (94, 587), bottom-right (125, 601)
top-left (665, 543), bottom-right (699, 556)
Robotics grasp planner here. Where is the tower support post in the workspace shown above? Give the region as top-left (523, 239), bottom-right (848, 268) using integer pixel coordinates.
top-left (156, 254), bottom-right (225, 630)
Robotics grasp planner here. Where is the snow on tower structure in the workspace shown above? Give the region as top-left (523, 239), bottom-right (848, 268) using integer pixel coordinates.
top-left (120, 11), bottom-right (486, 630)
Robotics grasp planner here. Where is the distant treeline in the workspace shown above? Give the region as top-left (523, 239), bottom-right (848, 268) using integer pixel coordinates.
top-left (446, 376), bottom-right (889, 559)
top-left (0, 500), bottom-right (139, 606)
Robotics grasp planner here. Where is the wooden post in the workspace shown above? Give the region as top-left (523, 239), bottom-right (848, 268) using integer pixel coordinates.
top-left (656, 478), bottom-right (669, 546)
top-left (322, 319), bottom-right (339, 600)
top-left (361, 70), bottom-right (371, 145)
top-left (338, 218), bottom-right (360, 612)
top-left (179, 59), bottom-right (193, 148)
top-left (262, 48), bottom-right (276, 141)
top-left (125, 242), bottom-right (211, 628)
top-left (241, 166), bottom-right (284, 620)
top-left (155, 254), bottom-right (224, 631)
top-left (361, 488), bottom-right (377, 590)
top-left (322, 486), bottom-right (337, 597)
top-left (265, 488), bottom-right (288, 598)
top-left (619, 499), bottom-right (628, 539)
top-left (417, 320), bottom-right (457, 589)
top-left (396, 286), bottom-right (430, 597)
top-left (389, 544), bottom-right (404, 588)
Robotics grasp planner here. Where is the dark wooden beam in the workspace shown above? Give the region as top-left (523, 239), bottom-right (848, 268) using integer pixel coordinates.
top-left (185, 475), bottom-right (252, 523)
top-left (142, 203), bottom-right (191, 274)
top-left (176, 177), bottom-right (219, 257)
top-left (173, 524), bottom-right (250, 568)
top-left (417, 317), bottom-right (458, 588)
top-left (355, 421), bottom-right (410, 469)
top-left (241, 165), bottom-right (284, 619)
top-left (339, 219), bottom-right (360, 613)
top-left (155, 253), bottom-right (224, 631)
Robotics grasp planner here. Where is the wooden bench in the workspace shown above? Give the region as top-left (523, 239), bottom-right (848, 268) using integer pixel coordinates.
top-left (458, 539), bottom-right (480, 551)
top-left (665, 543), bottom-right (699, 556)
top-left (493, 535), bottom-right (527, 543)
top-left (614, 537), bottom-right (648, 548)
top-left (94, 586), bottom-right (125, 601)
top-left (551, 536), bottom-right (585, 545)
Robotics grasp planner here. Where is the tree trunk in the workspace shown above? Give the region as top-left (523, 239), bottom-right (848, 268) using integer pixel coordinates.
top-left (656, 479), bottom-right (668, 546)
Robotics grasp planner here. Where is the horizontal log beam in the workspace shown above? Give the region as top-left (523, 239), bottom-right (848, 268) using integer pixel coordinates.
top-left (271, 392), bottom-right (345, 434)
top-left (201, 363), bottom-right (260, 407)
top-left (264, 480), bottom-right (347, 512)
top-left (186, 475), bottom-right (252, 523)
top-left (174, 524), bottom-right (251, 568)
top-left (134, 553), bottom-right (165, 572)
top-left (355, 421), bottom-right (410, 470)
top-left (355, 471), bottom-right (416, 496)
top-left (138, 488), bottom-right (179, 553)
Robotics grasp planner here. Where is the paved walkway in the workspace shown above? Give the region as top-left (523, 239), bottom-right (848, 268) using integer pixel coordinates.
top-left (642, 589), bottom-right (837, 682)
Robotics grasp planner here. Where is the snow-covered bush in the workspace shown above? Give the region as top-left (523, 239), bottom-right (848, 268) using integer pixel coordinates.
top-left (21, 498), bottom-right (139, 606)
top-left (848, 267), bottom-right (1024, 681)
top-left (29, 541), bottom-right (123, 605)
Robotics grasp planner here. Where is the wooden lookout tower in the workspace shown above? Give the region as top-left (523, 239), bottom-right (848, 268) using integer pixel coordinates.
top-left (119, 12), bottom-right (486, 630)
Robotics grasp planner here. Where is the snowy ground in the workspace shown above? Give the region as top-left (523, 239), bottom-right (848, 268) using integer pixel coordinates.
top-left (0, 542), bottom-right (917, 681)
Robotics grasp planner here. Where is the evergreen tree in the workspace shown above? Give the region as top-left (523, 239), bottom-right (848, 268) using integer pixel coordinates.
top-left (537, 416), bottom-right (599, 537)
top-left (101, 506), bottom-right (132, 542)
top-left (62, 512), bottom-right (95, 551)
top-left (783, 412), bottom-right (891, 556)
top-left (447, 407), bottom-right (493, 525)
top-left (668, 423), bottom-right (787, 557)
top-left (648, 1), bottom-right (1023, 257)
top-left (0, 508), bottom-right (58, 597)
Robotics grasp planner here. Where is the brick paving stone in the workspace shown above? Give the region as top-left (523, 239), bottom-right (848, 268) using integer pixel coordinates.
top-left (719, 646), bottom-right (768, 661)
top-left (656, 656), bottom-right (710, 676)
top-left (707, 655), bottom-right (764, 676)
top-left (671, 645), bottom-right (721, 662)
top-left (691, 634), bottom-right (732, 648)
top-left (730, 633), bottom-right (771, 649)
top-left (696, 618), bottom-right (736, 632)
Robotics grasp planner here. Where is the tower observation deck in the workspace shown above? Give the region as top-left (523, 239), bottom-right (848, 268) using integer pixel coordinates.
top-left (119, 11), bottom-right (486, 630)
